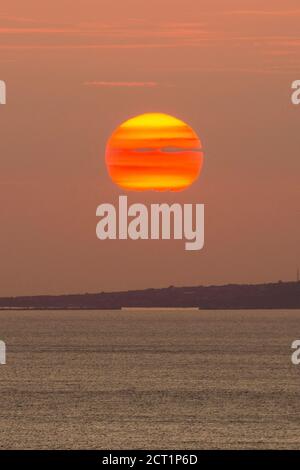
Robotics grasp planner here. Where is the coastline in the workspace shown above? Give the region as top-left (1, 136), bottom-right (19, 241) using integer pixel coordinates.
top-left (1, 281), bottom-right (299, 310)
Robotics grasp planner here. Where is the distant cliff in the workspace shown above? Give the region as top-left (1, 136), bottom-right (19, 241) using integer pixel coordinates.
top-left (0, 281), bottom-right (300, 310)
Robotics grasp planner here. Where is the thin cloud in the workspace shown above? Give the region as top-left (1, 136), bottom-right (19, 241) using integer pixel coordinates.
top-left (227, 10), bottom-right (300, 17)
top-left (0, 43), bottom-right (194, 50)
top-left (0, 27), bottom-right (87, 34)
top-left (0, 15), bottom-right (300, 71)
top-left (84, 81), bottom-right (158, 88)
top-left (0, 15), bottom-right (35, 23)
top-left (0, 18), bottom-right (217, 46)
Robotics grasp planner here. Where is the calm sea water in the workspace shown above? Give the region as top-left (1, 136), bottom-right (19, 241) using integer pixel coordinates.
top-left (0, 309), bottom-right (300, 449)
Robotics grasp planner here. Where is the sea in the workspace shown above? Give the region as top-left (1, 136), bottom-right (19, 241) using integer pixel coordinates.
top-left (0, 309), bottom-right (300, 449)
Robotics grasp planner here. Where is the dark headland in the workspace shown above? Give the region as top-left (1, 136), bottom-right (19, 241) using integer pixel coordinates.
top-left (0, 281), bottom-right (300, 310)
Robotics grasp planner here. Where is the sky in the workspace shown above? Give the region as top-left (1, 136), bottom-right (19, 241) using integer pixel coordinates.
top-left (0, 0), bottom-right (300, 296)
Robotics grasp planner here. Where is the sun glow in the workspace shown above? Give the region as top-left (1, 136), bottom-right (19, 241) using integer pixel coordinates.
top-left (105, 113), bottom-right (203, 191)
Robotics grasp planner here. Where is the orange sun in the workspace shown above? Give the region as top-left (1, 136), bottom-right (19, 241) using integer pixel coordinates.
top-left (105, 113), bottom-right (204, 191)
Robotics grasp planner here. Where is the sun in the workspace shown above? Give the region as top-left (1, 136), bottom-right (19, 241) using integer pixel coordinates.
top-left (105, 113), bottom-right (204, 191)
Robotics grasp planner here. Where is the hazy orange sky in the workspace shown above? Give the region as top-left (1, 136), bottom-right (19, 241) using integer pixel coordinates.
top-left (0, 0), bottom-right (300, 295)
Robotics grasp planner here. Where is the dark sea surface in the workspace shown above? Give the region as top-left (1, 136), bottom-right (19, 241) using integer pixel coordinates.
top-left (0, 309), bottom-right (300, 449)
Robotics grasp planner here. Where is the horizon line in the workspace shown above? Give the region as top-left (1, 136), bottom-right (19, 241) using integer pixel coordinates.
top-left (1, 279), bottom-right (299, 299)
